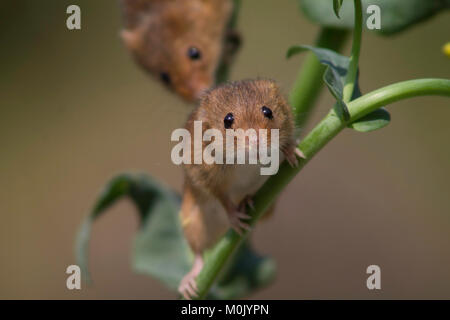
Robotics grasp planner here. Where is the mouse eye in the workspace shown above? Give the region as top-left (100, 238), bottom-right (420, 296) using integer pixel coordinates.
top-left (160, 72), bottom-right (171, 86)
top-left (261, 106), bottom-right (273, 119)
top-left (187, 47), bottom-right (202, 60)
top-left (224, 113), bottom-right (234, 129)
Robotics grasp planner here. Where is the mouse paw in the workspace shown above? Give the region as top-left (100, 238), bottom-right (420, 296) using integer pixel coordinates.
top-left (284, 149), bottom-right (298, 167)
top-left (178, 255), bottom-right (203, 300)
top-left (283, 145), bottom-right (306, 168)
top-left (227, 209), bottom-right (251, 236)
top-left (178, 273), bottom-right (198, 300)
top-left (238, 195), bottom-right (255, 212)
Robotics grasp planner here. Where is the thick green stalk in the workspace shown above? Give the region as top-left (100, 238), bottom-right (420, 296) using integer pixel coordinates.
top-left (289, 27), bottom-right (349, 128)
top-left (195, 78), bottom-right (450, 299)
top-left (343, 0), bottom-right (363, 102)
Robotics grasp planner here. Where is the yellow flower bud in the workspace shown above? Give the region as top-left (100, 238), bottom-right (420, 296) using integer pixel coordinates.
top-left (443, 42), bottom-right (450, 58)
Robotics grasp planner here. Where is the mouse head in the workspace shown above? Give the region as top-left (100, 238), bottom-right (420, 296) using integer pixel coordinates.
top-left (198, 79), bottom-right (295, 154)
top-left (121, 1), bottom-right (232, 102)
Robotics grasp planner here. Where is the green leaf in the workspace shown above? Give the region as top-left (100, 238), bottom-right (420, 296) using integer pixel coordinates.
top-left (350, 107), bottom-right (391, 132)
top-left (208, 241), bottom-right (276, 299)
top-left (287, 45), bottom-right (390, 130)
top-left (333, 0), bottom-right (344, 18)
top-left (75, 173), bottom-right (275, 299)
top-left (287, 45), bottom-right (350, 119)
top-left (75, 173), bottom-right (190, 289)
top-left (299, 0), bottom-right (450, 35)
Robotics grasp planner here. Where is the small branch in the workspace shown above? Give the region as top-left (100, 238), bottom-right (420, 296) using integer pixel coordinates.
top-left (343, 0), bottom-right (363, 102)
top-left (195, 78), bottom-right (450, 299)
top-left (215, 0), bottom-right (242, 84)
top-left (289, 27), bottom-right (349, 128)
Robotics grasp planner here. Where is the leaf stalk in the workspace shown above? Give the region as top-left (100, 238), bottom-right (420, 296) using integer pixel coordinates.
top-left (343, 0), bottom-right (363, 103)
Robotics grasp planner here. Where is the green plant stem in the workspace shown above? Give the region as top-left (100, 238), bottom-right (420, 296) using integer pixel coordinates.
top-left (215, 0), bottom-right (242, 84)
top-left (195, 78), bottom-right (450, 299)
top-left (289, 27), bottom-right (349, 128)
top-left (343, 0), bottom-right (363, 102)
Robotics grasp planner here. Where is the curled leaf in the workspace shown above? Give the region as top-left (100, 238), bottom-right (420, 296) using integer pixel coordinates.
top-left (75, 173), bottom-right (189, 288)
top-left (287, 45), bottom-right (391, 129)
top-left (299, 0), bottom-right (450, 35)
top-left (288, 45), bottom-right (351, 119)
top-left (333, 0), bottom-right (344, 18)
top-left (349, 107), bottom-right (391, 132)
top-left (75, 173), bottom-right (275, 299)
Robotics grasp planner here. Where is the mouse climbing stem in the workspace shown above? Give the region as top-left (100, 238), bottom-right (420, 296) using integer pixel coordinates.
top-left (193, 78), bottom-right (450, 299)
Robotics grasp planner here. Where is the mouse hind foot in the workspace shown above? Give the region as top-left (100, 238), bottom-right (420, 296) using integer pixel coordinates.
top-left (178, 254), bottom-right (204, 300)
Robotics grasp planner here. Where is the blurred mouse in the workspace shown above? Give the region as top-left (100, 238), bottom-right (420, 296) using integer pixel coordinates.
top-left (120, 0), bottom-right (241, 102)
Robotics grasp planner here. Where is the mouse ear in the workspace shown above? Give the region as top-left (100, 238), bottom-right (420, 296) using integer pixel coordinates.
top-left (120, 0), bottom-right (152, 28)
top-left (120, 29), bottom-right (142, 50)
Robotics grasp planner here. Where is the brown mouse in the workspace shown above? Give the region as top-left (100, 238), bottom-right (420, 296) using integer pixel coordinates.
top-left (177, 79), bottom-right (305, 299)
top-left (120, 0), bottom-right (240, 102)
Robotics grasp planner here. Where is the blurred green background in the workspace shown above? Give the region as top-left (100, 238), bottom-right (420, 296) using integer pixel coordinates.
top-left (0, 0), bottom-right (449, 299)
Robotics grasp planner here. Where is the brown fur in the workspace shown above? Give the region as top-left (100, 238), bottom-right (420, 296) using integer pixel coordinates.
top-left (181, 79), bottom-right (297, 253)
top-left (120, 0), bottom-right (236, 101)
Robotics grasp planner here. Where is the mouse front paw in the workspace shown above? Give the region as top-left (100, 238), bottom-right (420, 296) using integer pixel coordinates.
top-left (226, 207), bottom-right (251, 235)
top-left (283, 145), bottom-right (306, 168)
top-left (238, 195), bottom-right (255, 211)
top-left (221, 197), bottom-right (252, 235)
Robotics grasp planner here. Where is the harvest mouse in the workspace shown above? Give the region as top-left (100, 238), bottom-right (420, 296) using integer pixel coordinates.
top-left (178, 79), bottom-right (305, 299)
top-left (120, 0), bottom-right (240, 102)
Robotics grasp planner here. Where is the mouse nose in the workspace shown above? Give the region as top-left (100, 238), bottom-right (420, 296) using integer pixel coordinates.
top-left (185, 77), bottom-right (211, 100)
top-left (193, 82), bottom-right (210, 100)
top-left (179, 82), bottom-right (210, 101)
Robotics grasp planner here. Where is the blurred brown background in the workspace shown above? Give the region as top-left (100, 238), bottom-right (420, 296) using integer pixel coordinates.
top-left (1, 0), bottom-right (449, 299)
